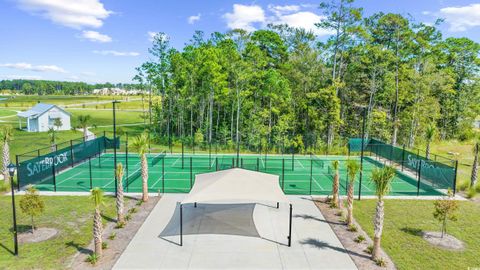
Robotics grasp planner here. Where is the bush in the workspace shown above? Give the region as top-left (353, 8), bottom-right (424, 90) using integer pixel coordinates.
top-left (115, 222), bottom-right (125, 229)
top-left (354, 235), bottom-right (366, 243)
top-left (364, 245), bottom-right (373, 254)
top-left (475, 184), bottom-right (480, 193)
top-left (347, 224), bottom-right (358, 232)
top-left (128, 207), bottom-right (137, 214)
top-left (375, 257), bottom-right (387, 267)
top-left (108, 232), bottom-right (116, 240)
top-left (102, 242), bottom-right (108, 250)
top-left (457, 181), bottom-right (469, 191)
top-left (86, 254), bottom-right (99, 265)
top-left (466, 187), bottom-right (477, 199)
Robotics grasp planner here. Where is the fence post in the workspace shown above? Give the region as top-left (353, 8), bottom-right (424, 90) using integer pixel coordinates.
top-left (309, 160), bottom-right (313, 195)
top-left (257, 158), bottom-right (259, 171)
top-left (190, 157), bottom-right (193, 189)
top-left (89, 157), bottom-right (93, 189)
top-left (216, 157), bottom-right (219, 171)
top-left (182, 141), bottom-right (184, 169)
top-left (37, 149), bottom-right (40, 157)
top-left (15, 155), bottom-right (21, 191)
top-left (52, 160), bottom-right (57, 192)
top-left (401, 145), bottom-right (406, 171)
top-left (282, 159), bottom-right (285, 191)
top-left (241, 158), bottom-right (243, 168)
top-left (232, 157), bottom-right (235, 168)
top-left (417, 160), bottom-right (422, 196)
top-left (292, 150), bottom-right (294, 171)
top-left (453, 160), bottom-right (458, 195)
top-left (70, 140), bottom-right (74, 168)
top-left (162, 158), bottom-right (165, 193)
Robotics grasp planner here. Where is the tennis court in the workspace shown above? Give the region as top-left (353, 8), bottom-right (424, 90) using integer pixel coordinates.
top-left (32, 152), bottom-right (444, 196)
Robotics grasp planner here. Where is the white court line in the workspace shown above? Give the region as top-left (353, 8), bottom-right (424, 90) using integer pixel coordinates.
top-left (296, 159), bottom-right (305, 169)
top-left (311, 176), bottom-right (324, 191)
top-left (56, 171), bottom-right (84, 186)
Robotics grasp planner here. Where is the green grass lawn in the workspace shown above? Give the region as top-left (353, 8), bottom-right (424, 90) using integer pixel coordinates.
top-left (354, 199), bottom-right (480, 269)
top-left (0, 95), bottom-right (118, 109)
top-left (0, 195), bottom-right (121, 269)
top-left (0, 109), bottom-right (17, 118)
top-left (69, 109), bottom-right (143, 127)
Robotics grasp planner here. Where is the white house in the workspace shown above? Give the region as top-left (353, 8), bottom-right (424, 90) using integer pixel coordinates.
top-left (17, 103), bottom-right (71, 132)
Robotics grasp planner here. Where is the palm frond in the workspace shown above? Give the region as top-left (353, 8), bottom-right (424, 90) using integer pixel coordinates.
top-left (346, 159), bottom-right (360, 183)
top-left (90, 187), bottom-right (104, 208)
top-left (370, 166), bottom-right (396, 199)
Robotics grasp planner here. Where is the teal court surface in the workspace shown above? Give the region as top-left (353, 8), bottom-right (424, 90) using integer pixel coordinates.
top-left (30, 152), bottom-right (444, 196)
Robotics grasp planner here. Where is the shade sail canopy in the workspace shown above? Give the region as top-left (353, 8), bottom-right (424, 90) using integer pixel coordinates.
top-left (181, 168), bottom-right (290, 205)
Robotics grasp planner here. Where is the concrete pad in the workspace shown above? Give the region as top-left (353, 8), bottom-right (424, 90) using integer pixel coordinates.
top-left (114, 194), bottom-right (357, 270)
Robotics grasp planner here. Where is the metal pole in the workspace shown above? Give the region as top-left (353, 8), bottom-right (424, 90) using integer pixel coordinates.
top-left (288, 204), bottom-right (292, 247)
top-left (453, 160), bottom-right (458, 195)
top-left (15, 155), bottom-right (20, 191)
top-left (401, 144), bottom-right (406, 171)
top-left (309, 160), bottom-right (313, 195)
top-left (126, 133), bottom-right (129, 192)
top-left (236, 133), bottom-right (240, 167)
top-left (70, 140), bottom-right (74, 168)
top-left (257, 157), bottom-right (259, 171)
top-left (358, 108), bottom-right (366, 200)
top-left (113, 100), bottom-right (120, 196)
top-left (282, 159), bottom-right (285, 191)
top-left (417, 160), bottom-right (422, 196)
top-left (162, 158), bottom-right (165, 193)
top-left (89, 157), bottom-right (93, 189)
top-left (52, 159), bottom-right (57, 192)
top-left (182, 141), bottom-right (184, 169)
top-left (180, 204), bottom-right (183, 246)
top-left (216, 157), bottom-right (219, 171)
top-left (292, 148), bottom-right (294, 171)
top-left (10, 174), bottom-right (18, 255)
top-left (190, 157), bottom-right (193, 189)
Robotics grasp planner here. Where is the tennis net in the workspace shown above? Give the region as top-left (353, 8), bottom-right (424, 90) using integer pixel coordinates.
top-left (151, 151), bottom-right (166, 166)
top-left (310, 154), bottom-right (325, 168)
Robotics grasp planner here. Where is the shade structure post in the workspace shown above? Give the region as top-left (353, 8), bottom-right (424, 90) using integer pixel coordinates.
top-left (180, 204), bottom-right (183, 246)
top-left (288, 203), bottom-right (292, 247)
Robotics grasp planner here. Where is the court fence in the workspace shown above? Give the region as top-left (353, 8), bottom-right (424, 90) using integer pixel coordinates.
top-left (16, 133), bottom-right (119, 190)
top-left (348, 138), bottom-right (458, 194)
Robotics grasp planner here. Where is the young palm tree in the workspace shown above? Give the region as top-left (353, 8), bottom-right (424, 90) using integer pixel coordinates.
top-left (1, 125), bottom-right (13, 183)
top-left (131, 132), bottom-right (149, 202)
top-left (331, 160), bottom-right (340, 208)
top-left (91, 188), bottom-right (104, 258)
top-left (425, 124), bottom-right (436, 159)
top-left (116, 163), bottom-right (125, 225)
top-left (47, 127), bottom-right (58, 152)
top-left (471, 142), bottom-right (479, 187)
top-left (346, 159), bottom-right (360, 226)
top-left (370, 166), bottom-right (396, 261)
top-left (77, 115), bottom-right (92, 139)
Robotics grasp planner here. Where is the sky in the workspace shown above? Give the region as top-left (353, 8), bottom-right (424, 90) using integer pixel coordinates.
top-left (0, 0), bottom-right (479, 84)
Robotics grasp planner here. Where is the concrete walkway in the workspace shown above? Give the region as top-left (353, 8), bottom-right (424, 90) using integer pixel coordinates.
top-left (114, 194), bottom-right (357, 270)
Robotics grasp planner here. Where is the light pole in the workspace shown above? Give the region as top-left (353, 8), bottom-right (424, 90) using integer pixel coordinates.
top-left (358, 107), bottom-right (367, 200)
top-left (7, 163), bottom-right (18, 256)
top-left (112, 100), bottom-right (121, 196)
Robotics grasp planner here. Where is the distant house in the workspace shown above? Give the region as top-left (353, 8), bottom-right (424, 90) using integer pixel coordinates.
top-left (17, 103), bottom-right (71, 132)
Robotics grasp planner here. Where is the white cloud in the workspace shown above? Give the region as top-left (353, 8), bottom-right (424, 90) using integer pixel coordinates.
top-left (16, 0), bottom-right (112, 29)
top-left (223, 4), bottom-right (265, 31)
top-left (188, 13), bottom-right (201, 24)
top-left (0, 62), bottom-right (66, 73)
top-left (81, 71), bottom-right (96, 76)
top-left (422, 11), bottom-right (431, 15)
top-left (271, 11), bottom-right (332, 36)
top-left (1, 74), bottom-right (43, 80)
top-left (93, 50), bottom-right (140, 56)
top-left (440, 4), bottom-right (480, 32)
top-left (81, 30), bottom-right (112, 43)
top-left (268, 4), bottom-right (300, 16)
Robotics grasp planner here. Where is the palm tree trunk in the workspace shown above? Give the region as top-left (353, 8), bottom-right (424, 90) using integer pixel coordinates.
top-left (141, 154), bottom-right (149, 202)
top-left (332, 172), bottom-right (339, 208)
top-left (471, 143), bottom-right (478, 187)
top-left (117, 178), bottom-right (125, 225)
top-left (93, 208), bottom-right (103, 257)
top-left (372, 200), bottom-right (384, 260)
top-left (2, 141), bottom-right (9, 182)
top-left (346, 182), bottom-right (354, 225)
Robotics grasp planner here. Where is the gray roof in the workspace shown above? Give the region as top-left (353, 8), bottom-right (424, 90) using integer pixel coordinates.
top-left (17, 103), bottom-right (71, 118)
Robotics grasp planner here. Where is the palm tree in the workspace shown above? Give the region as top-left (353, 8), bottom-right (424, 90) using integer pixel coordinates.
top-left (1, 125), bottom-right (13, 183)
top-left (131, 132), bottom-right (149, 202)
top-left (370, 166), bottom-right (396, 261)
top-left (91, 188), bottom-right (104, 258)
top-left (47, 127), bottom-right (58, 152)
top-left (116, 162), bottom-right (125, 225)
top-left (331, 160), bottom-right (340, 208)
top-left (346, 159), bottom-right (360, 226)
top-left (471, 142), bottom-right (479, 187)
top-left (77, 115), bottom-right (92, 139)
top-left (425, 124), bottom-right (436, 159)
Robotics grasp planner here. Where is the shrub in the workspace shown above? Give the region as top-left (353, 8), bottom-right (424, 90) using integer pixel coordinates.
top-left (125, 214), bottom-right (132, 221)
top-left (115, 222), bottom-right (125, 229)
top-left (433, 189), bottom-right (459, 237)
top-left (19, 185), bottom-right (45, 232)
top-left (475, 184), bottom-right (480, 193)
top-left (375, 257), bottom-right (387, 267)
top-left (108, 232), bottom-right (116, 240)
top-left (128, 207), bottom-right (138, 214)
top-left (335, 211), bottom-right (343, 217)
top-left (354, 235), bottom-right (366, 243)
top-left (347, 224), bottom-right (358, 232)
top-left (136, 200), bottom-right (143, 206)
top-left (86, 254), bottom-right (99, 265)
top-left (102, 242), bottom-right (108, 250)
top-left (364, 245), bottom-right (373, 254)
top-left (457, 181), bottom-right (469, 191)
top-left (467, 187), bottom-right (477, 199)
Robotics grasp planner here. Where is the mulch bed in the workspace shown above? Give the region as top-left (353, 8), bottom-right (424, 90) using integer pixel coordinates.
top-left (314, 197), bottom-right (396, 270)
top-left (69, 195), bottom-right (160, 270)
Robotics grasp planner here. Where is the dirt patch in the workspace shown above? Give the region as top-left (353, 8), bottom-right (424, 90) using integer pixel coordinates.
top-left (314, 198), bottom-right (396, 270)
top-left (18, 228), bottom-right (58, 243)
top-left (423, 231), bottom-right (465, 250)
top-left (68, 196), bottom-right (160, 270)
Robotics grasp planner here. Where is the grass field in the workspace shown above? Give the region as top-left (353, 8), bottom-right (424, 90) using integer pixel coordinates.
top-left (0, 195), bottom-right (121, 269)
top-left (354, 199), bottom-right (480, 269)
top-left (22, 153), bottom-right (444, 196)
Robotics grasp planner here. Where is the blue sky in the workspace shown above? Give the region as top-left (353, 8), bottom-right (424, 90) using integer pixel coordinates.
top-left (0, 0), bottom-right (479, 84)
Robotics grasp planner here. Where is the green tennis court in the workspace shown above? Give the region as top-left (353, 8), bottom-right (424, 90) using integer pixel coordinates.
top-left (33, 153), bottom-right (444, 196)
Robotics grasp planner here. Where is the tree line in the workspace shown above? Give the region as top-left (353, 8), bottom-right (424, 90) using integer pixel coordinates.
top-left (134, 0), bottom-right (480, 153)
top-left (0, 80), bottom-right (141, 95)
